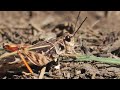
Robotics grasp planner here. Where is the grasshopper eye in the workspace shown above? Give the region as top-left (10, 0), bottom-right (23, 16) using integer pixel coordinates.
top-left (65, 35), bottom-right (71, 42)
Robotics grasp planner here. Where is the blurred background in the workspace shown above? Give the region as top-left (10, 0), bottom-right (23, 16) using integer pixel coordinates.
top-left (0, 11), bottom-right (119, 28)
top-left (0, 11), bottom-right (120, 32)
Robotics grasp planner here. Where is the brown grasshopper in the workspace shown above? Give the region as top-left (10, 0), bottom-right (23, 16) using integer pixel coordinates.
top-left (53, 17), bottom-right (87, 55)
top-left (2, 11), bottom-right (87, 79)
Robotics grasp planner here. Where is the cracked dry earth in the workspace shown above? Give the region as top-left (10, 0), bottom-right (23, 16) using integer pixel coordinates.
top-left (1, 11), bottom-right (120, 79)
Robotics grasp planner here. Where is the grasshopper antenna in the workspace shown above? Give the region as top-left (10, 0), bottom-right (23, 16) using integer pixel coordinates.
top-left (74, 11), bottom-right (81, 31)
top-left (72, 17), bottom-right (87, 37)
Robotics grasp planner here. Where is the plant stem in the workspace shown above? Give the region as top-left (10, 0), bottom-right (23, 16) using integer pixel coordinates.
top-left (76, 55), bottom-right (120, 65)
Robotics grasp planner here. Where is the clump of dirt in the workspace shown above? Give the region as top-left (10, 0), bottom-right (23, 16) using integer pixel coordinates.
top-left (1, 11), bottom-right (120, 79)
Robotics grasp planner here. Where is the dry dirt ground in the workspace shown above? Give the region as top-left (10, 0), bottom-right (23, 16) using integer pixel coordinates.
top-left (1, 11), bottom-right (120, 79)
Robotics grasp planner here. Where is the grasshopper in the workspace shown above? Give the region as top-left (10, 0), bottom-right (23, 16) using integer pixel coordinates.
top-left (2, 11), bottom-right (87, 79)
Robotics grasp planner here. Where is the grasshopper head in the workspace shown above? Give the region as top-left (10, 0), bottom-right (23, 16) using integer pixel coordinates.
top-left (63, 33), bottom-right (75, 54)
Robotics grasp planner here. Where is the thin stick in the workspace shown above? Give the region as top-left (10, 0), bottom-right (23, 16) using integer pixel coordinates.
top-left (72, 17), bottom-right (87, 37)
top-left (0, 51), bottom-right (17, 59)
top-left (45, 46), bottom-right (54, 54)
top-left (74, 11), bottom-right (81, 31)
top-left (91, 20), bottom-right (100, 28)
top-left (29, 45), bottom-right (51, 50)
top-left (17, 50), bottom-right (34, 74)
top-left (39, 67), bottom-right (46, 79)
top-left (29, 23), bottom-right (43, 32)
